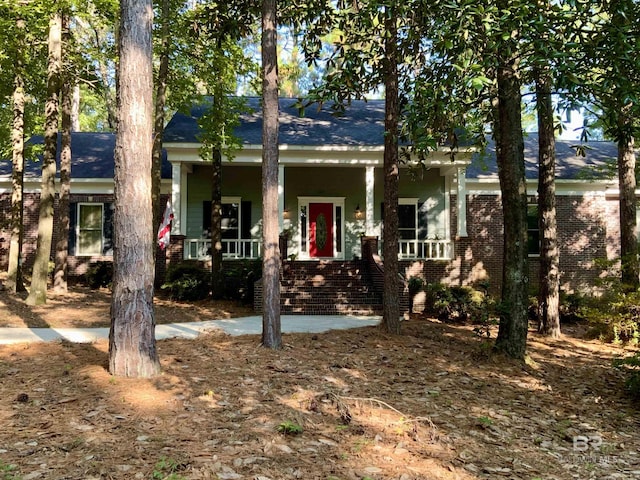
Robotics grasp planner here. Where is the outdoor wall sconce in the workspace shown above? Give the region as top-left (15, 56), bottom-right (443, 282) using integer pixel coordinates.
top-left (354, 204), bottom-right (363, 219)
top-left (283, 207), bottom-right (290, 219)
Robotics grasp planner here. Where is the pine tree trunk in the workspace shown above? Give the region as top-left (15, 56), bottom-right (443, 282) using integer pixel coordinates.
top-left (535, 71), bottom-right (560, 338)
top-left (152, 0), bottom-right (169, 288)
top-left (618, 127), bottom-right (638, 290)
top-left (211, 149), bottom-right (224, 299)
top-left (109, 0), bottom-right (160, 378)
top-left (381, 7), bottom-right (401, 334)
top-left (7, 14), bottom-right (26, 294)
top-left (261, 0), bottom-right (282, 349)
top-left (493, 52), bottom-right (530, 359)
top-left (27, 13), bottom-right (62, 306)
top-left (53, 13), bottom-right (71, 294)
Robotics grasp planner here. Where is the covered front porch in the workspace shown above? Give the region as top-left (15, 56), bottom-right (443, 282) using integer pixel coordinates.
top-left (165, 145), bottom-right (471, 263)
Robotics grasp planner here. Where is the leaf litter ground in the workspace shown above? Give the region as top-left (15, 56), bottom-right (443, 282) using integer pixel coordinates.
top-left (0, 287), bottom-right (639, 480)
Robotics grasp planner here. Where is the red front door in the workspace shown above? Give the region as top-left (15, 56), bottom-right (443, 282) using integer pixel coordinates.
top-left (309, 203), bottom-right (334, 257)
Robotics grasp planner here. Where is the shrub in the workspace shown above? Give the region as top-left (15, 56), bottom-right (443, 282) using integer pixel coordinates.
top-left (219, 258), bottom-right (262, 303)
top-left (614, 353), bottom-right (640, 399)
top-left (559, 291), bottom-right (591, 323)
top-left (407, 276), bottom-right (424, 296)
top-left (581, 286), bottom-right (640, 344)
top-left (161, 263), bottom-right (210, 301)
top-left (86, 261), bottom-right (113, 289)
top-left (425, 282), bottom-right (492, 324)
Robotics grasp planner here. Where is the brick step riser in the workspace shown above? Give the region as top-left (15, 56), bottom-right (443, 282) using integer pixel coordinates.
top-left (281, 307), bottom-right (382, 315)
top-left (256, 260), bottom-right (383, 315)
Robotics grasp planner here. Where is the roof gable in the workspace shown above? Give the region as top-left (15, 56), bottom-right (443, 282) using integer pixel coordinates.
top-left (163, 97), bottom-right (386, 146)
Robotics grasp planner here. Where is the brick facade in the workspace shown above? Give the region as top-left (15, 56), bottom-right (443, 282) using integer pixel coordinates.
top-left (401, 193), bottom-right (612, 296)
top-left (0, 192), bottom-right (170, 282)
top-left (0, 190), bottom-right (619, 296)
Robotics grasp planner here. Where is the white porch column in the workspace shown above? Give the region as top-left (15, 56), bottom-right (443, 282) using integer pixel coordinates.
top-left (278, 165), bottom-right (285, 232)
top-left (456, 167), bottom-right (468, 237)
top-left (365, 166), bottom-right (375, 234)
top-left (170, 162), bottom-right (186, 235)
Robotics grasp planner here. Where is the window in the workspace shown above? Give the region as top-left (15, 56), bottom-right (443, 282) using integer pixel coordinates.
top-left (203, 198), bottom-right (242, 240)
top-left (221, 202), bottom-right (240, 239)
top-left (398, 200), bottom-right (418, 240)
top-left (202, 198), bottom-right (254, 256)
top-left (78, 203), bottom-right (103, 255)
top-left (527, 204), bottom-right (540, 255)
top-left (382, 199), bottom-right (420, 257)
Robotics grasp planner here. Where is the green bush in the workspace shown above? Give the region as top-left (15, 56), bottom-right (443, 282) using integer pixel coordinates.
top-left (86, 261), bottom-right (113, 289)
top-left (614, 353), bottom-right (640, 399)
top-left (581, 287), bottom-right (640, 345)
top-left (407, 276), bottom-right (424, 296)
top-left (529, 291), bottom-right (594, 325)
top-left (559, 291), bottom-right (592, 323)
top-left (425, 282), bottom-right (492, 324)
top-left (161, 263), bottom-right (210, 301)
top-left (219, 258), bottom-right (262, 303)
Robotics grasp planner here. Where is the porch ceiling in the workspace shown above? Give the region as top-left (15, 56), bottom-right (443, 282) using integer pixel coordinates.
top-left (164, 143), bottom-right (474, 169)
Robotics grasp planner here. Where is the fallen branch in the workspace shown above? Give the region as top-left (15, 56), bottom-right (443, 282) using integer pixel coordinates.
top-left (323, 393), bottom-right (438, 439)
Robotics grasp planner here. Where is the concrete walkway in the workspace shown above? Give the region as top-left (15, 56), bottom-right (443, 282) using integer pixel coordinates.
top-left (0, 315), bottom-right (382, 345)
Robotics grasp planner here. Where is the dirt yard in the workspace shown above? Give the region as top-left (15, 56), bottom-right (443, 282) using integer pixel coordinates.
top-left (0, 285), bottom-right (639, 480)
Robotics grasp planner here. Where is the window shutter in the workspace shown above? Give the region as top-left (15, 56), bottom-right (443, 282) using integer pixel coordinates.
top-left (241, 201), bottom-right (252, 239)
top-left (68, 202), bottom-right (77, 255)
top-left (103, 202), bottom-right (114, 255)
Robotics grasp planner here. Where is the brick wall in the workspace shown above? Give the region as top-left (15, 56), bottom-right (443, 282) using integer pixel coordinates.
top-left (402, 193), bottom-right (612, 297)
top-left (0, 194), bottom-right (10, 265)
top-left (0, 192), bottom-right (170, 281)
top-left (1, 192), bottom-right (45, 272)
top-left (0, 190), bottom-right (620, 294)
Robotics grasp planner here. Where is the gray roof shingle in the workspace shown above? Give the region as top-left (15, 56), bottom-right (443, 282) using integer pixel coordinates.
top-left (0, 132), bottom-right (171, 180)
top-left (163, 97), bottom-right (386, 146)
top-left (1, 106), bottom-right (623, 183)
top-left (467, 133), bottom-right (620, 181)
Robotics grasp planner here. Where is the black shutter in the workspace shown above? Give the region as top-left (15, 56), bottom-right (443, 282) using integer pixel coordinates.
top-left (68, 202), bottom-right (77, 255)
top-left (203, 201), bottom-right (211, 236)
top-left (241, 201), bottom-right (252, 239)
top-left (380, 202), bottom-right (384, 221)
top-left (103, 202), bottom-right (114, 255)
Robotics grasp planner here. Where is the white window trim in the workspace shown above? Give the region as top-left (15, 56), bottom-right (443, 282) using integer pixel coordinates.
top-left (399, 198), bottom-right (419, 239)
top-left (221, 196), bottom-right (242, 240)
top-left (76, 202), bottom-right (104, 257)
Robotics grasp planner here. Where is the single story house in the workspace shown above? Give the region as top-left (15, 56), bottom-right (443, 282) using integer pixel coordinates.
top-left (0, 133), bottom-right (173, 276)
top-left (0, 98), bottom-right (629, 313)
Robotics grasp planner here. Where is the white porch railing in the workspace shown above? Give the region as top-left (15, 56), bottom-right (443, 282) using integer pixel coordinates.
top-left (186, 238), bottom-right (451, 261)
top-left (398, 239), bottom-right (453, 260)
top-left (185, 238), bottom-right (262, 260)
